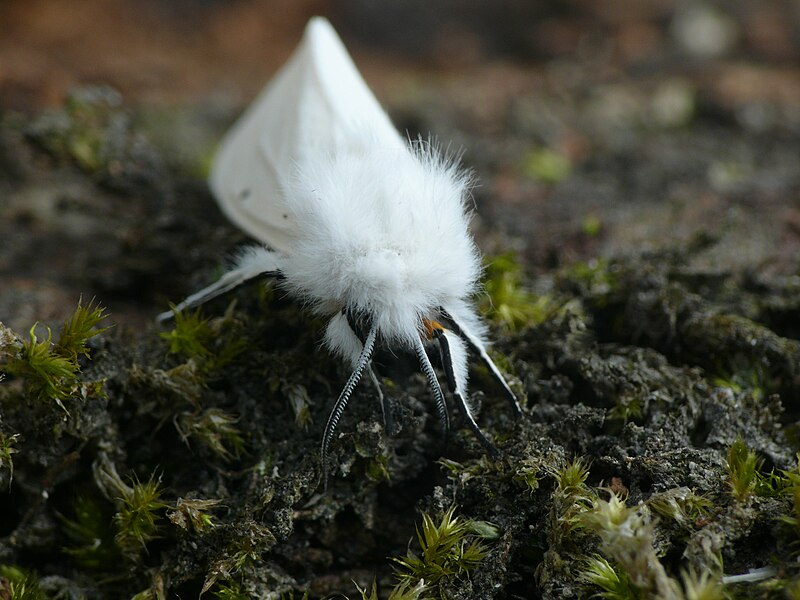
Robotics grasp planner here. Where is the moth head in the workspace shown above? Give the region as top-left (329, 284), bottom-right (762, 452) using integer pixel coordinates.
top-left (323, 303), bottom-right (444, 367)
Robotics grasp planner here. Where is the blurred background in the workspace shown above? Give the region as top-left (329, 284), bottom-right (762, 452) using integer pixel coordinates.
top-left (1, 0), bottom-right (799, 328)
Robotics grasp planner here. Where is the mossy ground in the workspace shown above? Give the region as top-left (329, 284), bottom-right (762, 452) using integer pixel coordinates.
top-left (1, 85), bottom-right (800, 599)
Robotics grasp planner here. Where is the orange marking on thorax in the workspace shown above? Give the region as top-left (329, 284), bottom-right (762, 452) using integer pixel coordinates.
top-left (423, 319), bottom-right (444, 339)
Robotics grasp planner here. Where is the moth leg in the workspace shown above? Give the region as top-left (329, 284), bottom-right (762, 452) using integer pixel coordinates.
top-left (440, 308), bottom-right (523, 417)
top-left (433, 328), bottom-right (500, 458)
top-left (157, 246), bottom-right (283, 322)
top-left (321, 324), bottom-right (378, 490)
top-left (368, 366), bottom-right (395, 435)
top-left (412, 336), bottom-right (450, 442)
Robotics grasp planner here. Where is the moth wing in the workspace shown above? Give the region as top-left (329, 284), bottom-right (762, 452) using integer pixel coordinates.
top-left (209, 17), bottom-right (404, 254)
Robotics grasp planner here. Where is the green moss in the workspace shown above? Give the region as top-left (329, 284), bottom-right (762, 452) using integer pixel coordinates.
top-left (522, 147), bottom-right (571, 184)
top-left (201, 522), bottom-right (277, 594)
top-left (10, 325), bottom-right (79, 405)
top-left (578, 492), bottom-right (676, 597)
top-left (580, 555), bottom-right (642, 600)
top-left (0, 566), bottom-right (46, 600)
top-left (551, 457), bottom-right (591, 495)
top-left (726, 438), bottom-right (763, 502)
top-left (679, 569), bottom-right (727, 600)
top-left (283, 383), bottom-right (313, 430)
top-left (94, 458), bottom-right (167, 561)
top-left (160, 306), bottom-right (215, 360)
top-left (212, 581), bottom-right (249, 600)
top-left (1, 298), bottom-right (109, 410)
top-left (160, 304), bottom-right (247, 374)
top-left (391, 506), bottom-right (490, 593)
top-left (167, 497), bottom-right (220, 533)
top-left (114, 475), bottom-right (167, 560)
top-left (55, 297), bottom-right (111, 362)
top-left (28, 87), bottom-right (122, 173)
top-left (608, 394), bottom-right (643, 425)
top-left (564, 258), bottom-right (617, 299)
top-left (513, 457), bottom-right (543, 493)
top-left (60, 493), bottom-right (120, 570)
top-left (0, 431), bottom-right (20, 484)
top-left (646, 488), bottom-right (711, 530)
top-left (176, 408), bottom-right (245, 461)
top-left (777, 457), bottom-right (800, 540)
top-left (365, 454), bottom-right (391, 483)
top-left (582, 215), bottom-right (603, 237)
top-left (355, 579), bottom-right (426, 600)
top-left (713, 364), bottom-right (767, 403)
top-left (482, 252), bottom-right (553, 330)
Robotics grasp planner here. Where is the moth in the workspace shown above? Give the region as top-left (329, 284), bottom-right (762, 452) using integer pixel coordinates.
top-left (159, 17), bottom-right (522, 483)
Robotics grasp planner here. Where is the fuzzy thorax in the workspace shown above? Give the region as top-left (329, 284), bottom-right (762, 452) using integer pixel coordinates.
top-left (279, 140), bottom-right (481, 353)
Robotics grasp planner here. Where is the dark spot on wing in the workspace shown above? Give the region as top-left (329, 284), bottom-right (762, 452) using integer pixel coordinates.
top-left (239, 189), bottom-right (251, 199)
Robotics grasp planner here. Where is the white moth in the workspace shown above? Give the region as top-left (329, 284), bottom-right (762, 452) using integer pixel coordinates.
top-left (159, 17), bottom-right (522, 483)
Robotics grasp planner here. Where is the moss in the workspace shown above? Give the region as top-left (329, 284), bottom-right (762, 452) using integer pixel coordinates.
top-left (481, 252), bottom-right (554, 330)
top-left (391, 506), bottom-right (491, 595)
top-left (0, 566), bottom-right (47, 600)
top-left (55, 297), bottom-right (111, 362)
top-left (726, 438), bottom-right (763, 502)
top-left (60, 493), bottom-right (120, 570)
top-left (159, 304), bottom-right (247, 375)
top-left (580, 555), bottom-right (643, 600)
top-left (167, 497), bottom-right (220, 534)
top-left (522, 147), bottom-right (571, 184)
top-left (646, 488), bottom-right (712, 531)
top-left (212, 581), bottom-right (249, 600)
top-left (1, 298), bottom-right (108, 410)
top-left (175, 407), bottom-right (245, 461)
top-left (355, 579), bottom-right (426, 600)
top-left (93, 456), bottom-right (167, 561)
top-left (0, 431), bottom-right (19, 484)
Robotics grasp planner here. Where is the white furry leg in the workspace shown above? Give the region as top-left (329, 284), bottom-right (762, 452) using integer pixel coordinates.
top-left (441, 304), bottom-right (523, 417)
top-left (433, 327), bottom-right (499, 458)
top-left (157, 246), bottom-right (283, 322)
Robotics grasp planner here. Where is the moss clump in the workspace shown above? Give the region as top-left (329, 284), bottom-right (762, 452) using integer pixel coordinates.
top-left (0, 566), bottom-right (47, 600)
top-left (159, 304), bottom-right (247, 375)
top-left (1, 298), bottom-right (108, 411)
top-left (580, 555), bottom-right (642, 600)
top-left (482, 252), bottom-right (553, 331)
top-left (726, 438), bottom-right (764, 502)
top-left (522, 147), bottom-right (571, 184)
top-left (0, 431), bottom-right (20, 484)
top-left (168, 497), bottom-right (220, 533)
top-left (391, 506), bottom-right (491, 596)
top-left (93, 456), bottom-right (167, 561)
top-left (60, 493), bottom-right (120, 570)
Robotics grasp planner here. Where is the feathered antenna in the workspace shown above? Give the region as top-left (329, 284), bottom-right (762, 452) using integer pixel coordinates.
top-left (321, 323), bottom-right (378, 488)
top-left (413, 336), bottom-right (450, 441)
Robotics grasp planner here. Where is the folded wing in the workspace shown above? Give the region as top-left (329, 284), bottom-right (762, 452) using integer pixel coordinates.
top-left (209, 17), bottom-right (404, 254)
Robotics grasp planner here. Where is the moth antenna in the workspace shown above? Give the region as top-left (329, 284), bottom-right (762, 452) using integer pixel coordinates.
top-left (434, 328), bottom-right (500, 458)
top-left (440, 309), bottom-right (523, 417)
top-left (344, 310), bottom-right (394, 434)
top-left (321, 323), bottom-right (378, 489)
top-left (413, 336), bottom-right (450, 442)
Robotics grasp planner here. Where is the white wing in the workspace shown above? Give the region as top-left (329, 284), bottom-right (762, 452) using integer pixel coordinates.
top-left (209, 16), bottom-right (404, 254)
